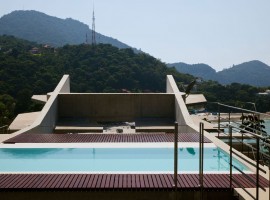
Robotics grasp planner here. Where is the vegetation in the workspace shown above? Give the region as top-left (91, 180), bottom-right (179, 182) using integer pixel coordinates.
top-left (240, 114), bottom-right (266, 135)
top-left (0, 35), bottom-right (192, 126)
top-left (239, 114), bottom-right (270, 165)
top-left (1, 35), bottom-right (270, 127)
top-left (196, 80), bottom-right (270, 112)
top-left (169, 60), bottom-right (270, 87)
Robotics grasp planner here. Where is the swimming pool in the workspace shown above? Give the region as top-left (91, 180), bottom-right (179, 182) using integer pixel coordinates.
top-left (0, 146), bottom-right (249, 173)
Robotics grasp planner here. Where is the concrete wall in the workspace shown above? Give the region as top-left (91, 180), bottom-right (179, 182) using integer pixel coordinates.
top-left (166, 75), bottom-right (197, 133)
top-left (31, 75), bottom-right (70, 133)
top-left (12, 75), bottom-right (70, 134)
top-left (10, 75), bottom-right (196, 134)
top-left (58, 93), bottom-right (175, 122)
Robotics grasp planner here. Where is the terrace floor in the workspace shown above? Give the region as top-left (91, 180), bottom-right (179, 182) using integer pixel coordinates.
top-left (3, 133), bottom-right (211, 144)
top-left (0, 173), bottom-right (268, 191)
top-left (0, 132), bottom-right (269, 200)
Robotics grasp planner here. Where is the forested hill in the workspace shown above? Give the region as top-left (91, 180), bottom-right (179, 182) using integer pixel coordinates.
top-left (0, 35), bottom-right (193, 125)
top-left (168, 61), bottom-right (270, 87)
top-left (167, 62), bottom-right (216, 80)
top-left (217, 61), bottom-right (270, 86)
top-left (0, 10), bottom-right (131, 49)
top-left (1, 35), bottom-right (270, 127)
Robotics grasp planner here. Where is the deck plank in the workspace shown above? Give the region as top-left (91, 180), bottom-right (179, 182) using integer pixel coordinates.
top-left (100, 174), bottom-right (106, 189)
top-left (127, 174), bottom-right (132, 188)
top-left (0, 174), bottom-right (13, 188)
top-left (84, 174), bottom-right (93, 188)
top-left (60, 174), bottom-right (73, 188)
top-left (139, 174), bottom-right (145, 189)
top-left (0, 173), bottom-right (268, 191)
top-left (5, 174), bottom-right (24, 188)
top-left (13, 174), bottom-right (31, 188)
top-left (162, 174), bottom-right (172, 189)
top-left (53, 174), bottom-right (67, 188)
top-left (73, 174), bottom-right (84, 188)
top-left (143, 174), bottom-right (149, 188)
top-left (45, 174), bottom-right (61, 189)
top-left (186, 174), bottom-right (198, 188)
top-left (114, 174), bottom-right (119, 189)
top-left (151, 174), bottom-right (159, 188)
top-left (147, 174), bottom-right (155, 188)
top-left (30, 174), bottom-right (47, 188)
top-left (95, 174), bottom-right (103, 189)
top-left (205, 174), bottom-right (217, 188)
top-left (156, 174), bottom-right (164, 188)
top-left (4, 133), bottom-right (212, 144)
top-left (36, 174), bottom-right (54, 189)
top-left (135, 174), bottom-right (140, 189)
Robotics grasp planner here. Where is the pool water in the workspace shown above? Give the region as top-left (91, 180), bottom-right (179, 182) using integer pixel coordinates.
top-left (0, 147), bottom-right (249, 172)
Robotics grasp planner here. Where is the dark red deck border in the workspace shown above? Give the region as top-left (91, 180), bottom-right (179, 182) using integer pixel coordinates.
top-left (3, 133), bottom-right (211, 144)
top-left (0, 174), bottom-right (268, 191)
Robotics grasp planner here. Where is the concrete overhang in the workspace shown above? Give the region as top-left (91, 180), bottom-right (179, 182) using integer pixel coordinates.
top-left (31, 92), bottom-right (54, 103)
top-left (186, 94), bottom-right (207, 105)
top-left (32, 95), bottom-right (48, 103)
top-left (8, 112), bottom-right (41, 133)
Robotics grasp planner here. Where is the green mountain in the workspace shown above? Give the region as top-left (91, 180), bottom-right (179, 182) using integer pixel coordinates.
top-left (167, 62), bottom-right (217, 80)
top-left (1, 35), bottom-right (270, 126)
top-left (0, 35), bottom-right (193, 125)
top-left (0, 10), bottom-right (131, 49)
top-left (168, 61), bottom-right (270, 86)
top-left (217, 61), bottom-right (270, 86)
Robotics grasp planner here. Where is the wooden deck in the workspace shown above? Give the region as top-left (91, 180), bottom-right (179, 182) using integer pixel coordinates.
top-left (3, 133), bottom-right (211, 144)
top-left (0, 174), bottom-right (267, 191)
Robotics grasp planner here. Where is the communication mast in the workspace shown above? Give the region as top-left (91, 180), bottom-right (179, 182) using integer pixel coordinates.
top-left (92, 6), bottom-right (96, 45)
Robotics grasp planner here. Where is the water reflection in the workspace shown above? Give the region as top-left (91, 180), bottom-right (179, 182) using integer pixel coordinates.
top-left (0, 148), bottom-right (61, 158)
top-left (186, 148), bottom-right (196, 156)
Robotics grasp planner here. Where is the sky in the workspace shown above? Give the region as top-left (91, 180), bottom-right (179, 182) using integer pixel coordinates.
top-left (0, 0), bottom-right (269, 71)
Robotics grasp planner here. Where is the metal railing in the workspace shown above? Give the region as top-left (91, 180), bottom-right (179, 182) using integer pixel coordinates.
top-left (213, 102), bottom-right (270, 134)
top-left (206, 102), bottom-right (270, 199)
top-left (208, 102), bottom-right (270, 164)
top-left (174, 122), bottom-right (178, 190)
top-left (228, 124), bottom-right (268, 200)
top-left (200, 120), bottom-right (268, 199)
top-left (199, 123), bottom-right (204, 200)
top-left (202, 101), bottom-right (270, 199)
top-left (174, 122), bottom-right (178, 200)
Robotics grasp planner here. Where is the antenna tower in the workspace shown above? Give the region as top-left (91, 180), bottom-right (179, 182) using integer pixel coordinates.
top-left (92, 6), bottom-right (96, 45)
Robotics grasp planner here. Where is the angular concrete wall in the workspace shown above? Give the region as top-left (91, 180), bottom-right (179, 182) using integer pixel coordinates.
top-left (166, 75), bottom-right (197, 133)
top-left (58, 93), bottom-right (175, 122)
top-left (11, 75), bottom-right (198, 134)
top-left (13, 75), bottom-right (70, 134)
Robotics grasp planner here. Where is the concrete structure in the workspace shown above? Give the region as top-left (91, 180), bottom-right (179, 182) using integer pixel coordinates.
top-left (8, 112), bottom-right (40, 133)
top-left (2, 74), bottom-right (270, 199)
top-left (9, 75), bottom-right (205, 134)
top-left (186, 94), bottom-right (207, 105)
top-left (258, 90), bottom-right (270, 95)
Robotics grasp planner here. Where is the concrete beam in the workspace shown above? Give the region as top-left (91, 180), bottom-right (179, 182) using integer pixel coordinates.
top-left (11, 75), bottom-right (70, 134)
top-left (166, 75), bottom-right (197, 133)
